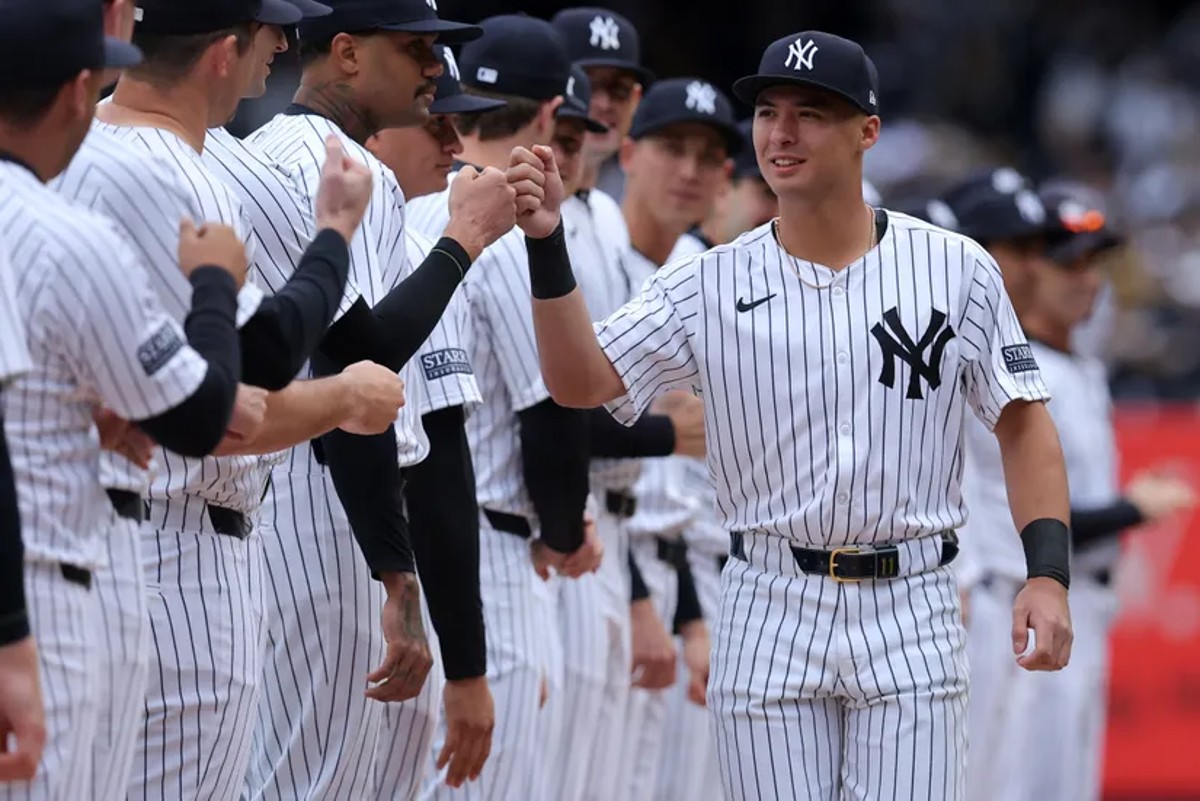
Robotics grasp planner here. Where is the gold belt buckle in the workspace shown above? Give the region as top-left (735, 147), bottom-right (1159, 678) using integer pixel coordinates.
top-left (828, 546), bottom-right (862, 582)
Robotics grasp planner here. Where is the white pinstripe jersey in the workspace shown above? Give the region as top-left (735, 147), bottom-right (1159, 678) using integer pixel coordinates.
top-left (0, 160), bottom-right (207, 567)
top-left (0, 247), bottom-right (31, 385)
top-left (53, 122), bottom-right (263, 494)
top-left (88, 121), bottom-right (272, 513)
top-left (408, 178), bottom-right (549, 518)
top-left (596, 211), bottom-right (1051, 547)
top-left (250, 113), bottom-right (426, 467)
top-left (564, 191), bottom-right (639, 492)
top-left (403, 228), bottom-right (481, 418)
top-left (1033, 341), bottom-right (1120, 574)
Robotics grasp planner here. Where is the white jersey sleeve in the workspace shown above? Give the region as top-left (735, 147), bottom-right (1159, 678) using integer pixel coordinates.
top-left (0, 248), bottom-right (30, 385)
top-left (957, 249), bottom-right (1050, 429)
top-left (405, 229), bottom-right (481, 417)
top-left (594, 258), bottom-right (702, 424)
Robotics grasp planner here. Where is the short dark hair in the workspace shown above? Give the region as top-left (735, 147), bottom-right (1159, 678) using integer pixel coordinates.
top-left (128, 22), bottom-right (256, 86)
top-left (454, 88), bottom-right (543, 141)
top-left (0, 83), bottom-right (68, 126)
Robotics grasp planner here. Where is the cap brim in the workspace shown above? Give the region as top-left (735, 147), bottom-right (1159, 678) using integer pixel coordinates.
top-left (286, 0), bottom-right (332, 18)
top-left (102, 38), bottom-right (142, 71)
top-left (732, 74), bottom-right (874, 115)
top-left (559, 107), bottom-right (608, 134)
top-left (380, 19), bottom-right (483, 44)
top-left (1046, 230), bottom-right (1123, 265)
top-left (255, 0), bottom-right (304, 26)
top-left (573, 57), bottom-right (655, 86)
top-left (430, 94), bottom-right (507, 114)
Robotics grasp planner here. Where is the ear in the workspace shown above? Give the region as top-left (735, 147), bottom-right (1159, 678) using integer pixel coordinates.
top-left (723, 157), bottom-right (734, 182)
top-left (331, 32), bottom-right (361, 77)
top-left (860, 115), bottom-right (881, 152)
top-left (211, 34), bottom-right (240, 79)
top-left (542, 96), bottom-right (564, 128)
top-left (618, 136), bottom-right (636, 172)
top-left (66, 71), bottom-right (96, 126)
top-left (630, 82), bottom-right (644, 108)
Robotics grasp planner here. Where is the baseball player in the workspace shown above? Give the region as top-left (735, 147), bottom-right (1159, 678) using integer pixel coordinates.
top-left (512, 30), bottom-right (1075, 800)
top-left (1012, 186), bottom-right (1195, 801)
top-left (605, 76), bottom-right (741, 801)
top-left (689, 118), bottom-right (778, 250)
top-left (405, 15), bottom-right (602, 800)
top-left (0, 245), bottom-right (43, 786)
top-left (550, 7), bottom-right (653, 202)
top-left (249, 3), bottom-right (525, 797)
top-left (364, 44), bottom-right (502, 800)
top-left (0, 1), bottom-right (258, 796)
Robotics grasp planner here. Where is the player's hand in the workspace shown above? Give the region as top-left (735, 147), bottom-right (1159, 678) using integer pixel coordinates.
top-left (367, 572), bottom-right (434, 702)
top-left (558, 515), bottom-right (604, 578)
top-left (680, 620), bottom-right (711, 707)
top-left (100, 0), bottom-right (136, 86)
top-left (93, 406), bottom-right (154, 469)
top-left (337, 361), bottom-right (405, 435)
top-left (178, 219), bottom-right (248, 288)
top-left (444, 166), bottom-right (517, 262)
top-left (1127, 471), bottom-right (1197, 522)
top-left (630, 598), bottom-right (677, 690)
top-left (508, 145), bottom-right (564, 239)
top-left (212, 384), bottom-right (269, 455)
top-left (1012, 576), bottom-right (1072, 672)
top-left (436, 676), bottom-right (494, 788)
top-left (315, 134), bottom-right (373, 244)
top-left (0, 636), bottom-right (46, 782)
top-left (653, 391), bottom-right (706, 458)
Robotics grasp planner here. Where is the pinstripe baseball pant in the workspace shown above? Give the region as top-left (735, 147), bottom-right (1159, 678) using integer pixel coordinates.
top-left (709, 532), bottom-right (968, 801)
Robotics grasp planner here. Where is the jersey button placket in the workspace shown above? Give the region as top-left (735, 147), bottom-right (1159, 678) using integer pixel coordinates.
top-left (830, 277), bottom-right (856, 529)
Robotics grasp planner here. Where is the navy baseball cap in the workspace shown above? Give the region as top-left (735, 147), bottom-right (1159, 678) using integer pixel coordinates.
top-left (135, 0), bottom-right (306, 34)
top-left (942, 169), bottom-right (1053, 244)
top-left (629, 78), bottom-right (743, 154)
top-left (550, 7), bottom-right (654, 86)
top-left (0, 0), bottom-right (141, 87)
top-left (1039, 185), bottom-right (1123, 265)
top-left (894, 196), bottom-right (960, 231)
top-left (428, 45), bottom-right (506, 115)
top-left (299, 0), bottom-right (482, 45)
top-left (558, 65), bottom-right (607, 133)
top-left (459, 15), bottom-right (571, 102)
top-left (733, 31), bottom-right (879, 116)
top-left (730, 119), bottom-right (760, 179)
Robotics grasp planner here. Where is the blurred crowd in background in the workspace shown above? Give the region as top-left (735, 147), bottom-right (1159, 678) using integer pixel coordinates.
top-left (230, 0), bottom-right (1200, 400)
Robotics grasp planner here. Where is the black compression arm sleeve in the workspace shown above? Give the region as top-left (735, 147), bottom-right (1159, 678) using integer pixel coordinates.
top-left (238, 229), bottom-right (350, 390)
top-left (136, 267), bottom-right (239, 457)
top-left (0, 414), bottom-right (28, 646)
top-left (589, 409), bottom-right (675, 458)
top-left (672, 545), bottom-right (703, 632)
top-left (310, 351), bottom-right (414, 575)
top-left (629, 549), bottom-right (649, 602)
top-left (407, 406), bottom-right (485, 680)
top-left (517, 399), bottom-right (590, 553)
top-left (316, 238), bottom-right (470, 372)
top-left (1071, 500), bottom-right (1145, 548)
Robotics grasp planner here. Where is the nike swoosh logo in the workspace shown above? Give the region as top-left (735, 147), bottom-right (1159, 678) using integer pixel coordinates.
top-left (736, 294), bottom-right (776, 313)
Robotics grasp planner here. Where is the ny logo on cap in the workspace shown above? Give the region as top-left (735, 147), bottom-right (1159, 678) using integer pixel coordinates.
top-left (425, 0), bottom-right (437, 8)
top-left (589, 15), bottom-right (621, 51)
top-left (1016, 190), bottom-right (1046, 225)
top-left (566, 75), bottom-right (577, 99)
top-left (443, 49), bottom-right (460, 81)
top-left (784, 37), bottom-right (819, 71)
top-left (685, 81), bottom-right (717, 115)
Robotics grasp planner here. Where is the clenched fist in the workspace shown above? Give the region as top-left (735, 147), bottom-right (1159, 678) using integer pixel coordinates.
top-left (507, 145), bottom-right (564, 239)
top-left (443, 166), bottom-right (517, 261)
top-left (338, 361), bottom-right (405, 435)
top-left (178, 219), bottom-right (248, 288)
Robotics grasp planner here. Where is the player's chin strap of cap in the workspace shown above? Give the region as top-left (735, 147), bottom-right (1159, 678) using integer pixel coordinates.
top-left (729, 530), bottom-right (959, 582)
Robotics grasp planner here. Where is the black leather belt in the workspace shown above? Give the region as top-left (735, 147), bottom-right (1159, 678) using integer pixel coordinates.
top-left (483, 509), bottom-right (532, 539)
top-left (106, 489), bottom-right (145, 523)
top-left (208, 506), bottom-right (252, 540)
top-left (730, 531), bottom-right (959, 581)
top-left (655, 536), bottom-right (687, 568)
top-left (605, 490), bottom-right (637, 519)
top-left (60, 563), bottom-right (92, 589)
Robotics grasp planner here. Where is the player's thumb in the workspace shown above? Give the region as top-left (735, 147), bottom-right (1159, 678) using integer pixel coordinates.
top-left (454, 165), bottom-right (479, 183)
top-left (1011, 605), bottom-right (1029, 655)
top-left (532, 144), bottom-right (559, 174)
top-left (322, 133), bottom-right (345, 170)
top-left (179, 216), bottom-right (197, 239)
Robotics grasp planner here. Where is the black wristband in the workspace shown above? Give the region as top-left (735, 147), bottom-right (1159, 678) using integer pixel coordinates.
top-left (525, 219), bottom-right (577, 300)
top-left (1019, 518), bottom-right (1071, 589)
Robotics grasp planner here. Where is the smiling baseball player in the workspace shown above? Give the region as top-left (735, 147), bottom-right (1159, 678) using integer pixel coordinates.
top-left (511, 29), bottom-right (1075, 801)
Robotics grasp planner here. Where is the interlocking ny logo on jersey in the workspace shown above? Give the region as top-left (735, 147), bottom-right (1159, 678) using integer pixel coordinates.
top-left (870, 308), bottom-right (956, 400)
top-left (589, 15), bottom-right (621, 50)
top-left (785, 38), bottom-right (819, 71)
top-left (685, 81), bottom-right (717, 115)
